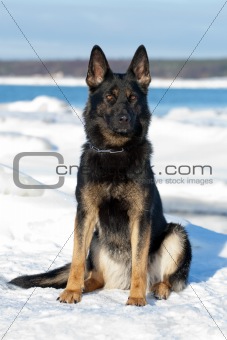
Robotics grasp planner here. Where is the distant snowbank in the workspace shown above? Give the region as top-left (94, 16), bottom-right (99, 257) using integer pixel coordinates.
top-left (0, 76), bottom-right (86, 87)
top-left (165, 107), bottom-right (227, 126)
top-left (0, 96), bottom-right (83, 123)
top-left (0, 96), bottom-right (71, 113)
top-left (151, 77), bottom-right (227, 89)
top-left (0, 76), bottom-right (227, 88)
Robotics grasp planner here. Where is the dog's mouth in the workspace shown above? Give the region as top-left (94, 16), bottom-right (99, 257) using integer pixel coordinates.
top-left (112, 127), bottom-right (133, 136)
top-left (112, 122), bottom-right (134, 136)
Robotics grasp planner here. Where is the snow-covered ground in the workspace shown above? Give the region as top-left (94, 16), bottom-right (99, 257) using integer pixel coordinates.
top-left (0, 94), bottom-right (227, 339)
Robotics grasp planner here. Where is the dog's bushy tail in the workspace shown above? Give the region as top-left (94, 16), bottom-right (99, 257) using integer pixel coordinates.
top-left (9, 263), bottom-right (70, 289)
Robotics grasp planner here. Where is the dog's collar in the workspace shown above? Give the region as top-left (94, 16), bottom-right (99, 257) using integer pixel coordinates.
top-left (88, 143), bottom-right (125, 154)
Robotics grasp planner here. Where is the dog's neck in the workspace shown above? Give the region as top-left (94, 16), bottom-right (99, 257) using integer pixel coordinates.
top-left (85, 138), bottom-right (151, 159)
top-left (88, 143), bottom-right (125, 154)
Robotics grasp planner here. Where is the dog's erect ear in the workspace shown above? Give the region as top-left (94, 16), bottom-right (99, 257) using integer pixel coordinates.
top-left (127, 45), bottom-right (151, 88)
top-left (86, 45), bottom-right (112, 88)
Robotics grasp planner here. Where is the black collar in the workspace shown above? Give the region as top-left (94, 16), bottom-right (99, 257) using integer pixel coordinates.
top-left (88, 143), bottom-right (125, 154)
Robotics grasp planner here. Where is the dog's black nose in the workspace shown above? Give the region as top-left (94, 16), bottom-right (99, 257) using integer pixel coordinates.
top-left (119, 114), bottom-right (130, 123)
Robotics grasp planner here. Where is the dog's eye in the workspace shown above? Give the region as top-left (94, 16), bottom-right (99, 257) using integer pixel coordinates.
top-left (106, 94), bottom-right (114, 101)
top-left (129, 94), bottom-right (137, 102)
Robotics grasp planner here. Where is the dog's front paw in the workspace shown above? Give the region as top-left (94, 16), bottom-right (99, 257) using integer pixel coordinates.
top-left (57, 289), bottom-right (82, 304)
top-left (126, 296), bottom-right (147, 307)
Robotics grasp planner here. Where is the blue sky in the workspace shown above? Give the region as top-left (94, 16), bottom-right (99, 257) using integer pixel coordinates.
top-left (1, 0), bottom-right (227, 59)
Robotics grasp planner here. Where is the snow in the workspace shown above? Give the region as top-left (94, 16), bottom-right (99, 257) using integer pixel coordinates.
top-left (0, 76), bottom-right (86, 87)
top-left (0, 94), bottom-right (227, 339)
top-left (166, 107), bottom-right (227, 127)
top-left (0, 76), bottom-right (227, 88)
top-left (0, 96), bottom-right (71, 114)
top-left (151, 77), bottom-right (227, 89)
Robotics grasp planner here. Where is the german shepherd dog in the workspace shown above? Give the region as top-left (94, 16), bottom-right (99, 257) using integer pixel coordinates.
top-left (10, 45), bottom-right (191, 306)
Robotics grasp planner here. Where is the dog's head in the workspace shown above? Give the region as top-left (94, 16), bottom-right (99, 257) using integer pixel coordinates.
top-left (83, 45), bottom-right (151, 147)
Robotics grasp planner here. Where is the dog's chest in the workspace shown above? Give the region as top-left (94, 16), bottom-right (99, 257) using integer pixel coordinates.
top-left (103, 182), bottom-right (129, 199)
top-left (97, 195), bottom-right (131, 253)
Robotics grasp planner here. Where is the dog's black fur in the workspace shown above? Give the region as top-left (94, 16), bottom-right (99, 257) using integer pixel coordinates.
top-left (10, 46), bottom-right (191, 306)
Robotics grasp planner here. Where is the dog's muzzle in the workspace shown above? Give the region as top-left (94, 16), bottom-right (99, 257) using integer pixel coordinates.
top-left (113, 113), bottom-right (133, 134)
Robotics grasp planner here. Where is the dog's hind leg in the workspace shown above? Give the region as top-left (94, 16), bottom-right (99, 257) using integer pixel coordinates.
top-left (83, 234), bottom-right (105, 293)
top-left (149, 223), bottom-right (191, 300)
top-left (84, 270), bottom-right (104, 293)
